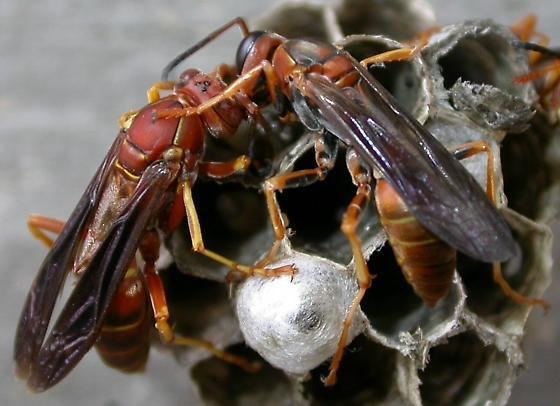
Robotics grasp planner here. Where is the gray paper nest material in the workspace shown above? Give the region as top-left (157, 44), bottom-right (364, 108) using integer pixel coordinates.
top-left (235, 249), bottom-right (368, 375)
top-left (167, 1), bottom-right (556, 405)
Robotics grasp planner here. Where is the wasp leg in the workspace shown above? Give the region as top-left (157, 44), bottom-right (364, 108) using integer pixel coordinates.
top-left (160, 155), bottom-right (252, 235)
top-left (451, 141), bottom-right (549, 311)
top-left (509, 15), bottom-right (560, 112)
top-left (360, 25), bottom-right (439, 69)
top-left (118, 81), bottom-right (176, 128)
top-left (451, 141), bottom-right (496, 200)
top-left (198, 155), bottom-right (294, 279)
top-left (260, 133), bottom-right (338, 266)
top-left (212, 63), bottom-right (288, 131)
top-left (139, 230), bottom-right (260, 373)
top-left (360, 47), bottom-right (418, 67)
top-left (550, 75), bottom-right (560, 111)
top-left (510, 14), bottom-right (550, 66)
top-left (146, 81), bottom-right (176, 103)
top-left (118, 111), bottom-right (139, 129)
top-left (156, 59), bottom-right (281, 120)
top-left (404, 26), bottom-right (442, 48)
top-left (516, 61), bottom-right (560, 113)
top-left (27, 214), bottom-right (65, 249)
top-left (181, 179), bottom-right (296, 280)
top-left (212, 63), bottom-right (273, 126)
top-left (199, 155), bottom-right (251, 179)
top-left (511, 14), bottom-right (543, 43)
top-left (212, 63), bottom-right (238, 84)
top-left (170, 335), bottom-right (260, 373)
top-left (514, 61), bottom-right (560, 86)
top-left (324, 148), bottom-right (373, 387)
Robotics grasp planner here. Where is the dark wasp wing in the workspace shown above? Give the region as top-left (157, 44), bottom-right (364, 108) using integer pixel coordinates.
top-left (14, 132), bottom-right (125, 381)
top-left (298, 61), bottom-right (515, 262)
top-left (23, 158), bottom-right (177, 392)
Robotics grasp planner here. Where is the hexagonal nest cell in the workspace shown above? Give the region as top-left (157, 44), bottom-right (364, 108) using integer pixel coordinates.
top-left (164, 1), bottom-right (558, 405)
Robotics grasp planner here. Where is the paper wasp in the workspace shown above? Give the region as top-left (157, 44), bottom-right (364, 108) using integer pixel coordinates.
top-left (152, 17), bottom-right (549, 385)
top-left (12, 33), bottom-right (302, 391)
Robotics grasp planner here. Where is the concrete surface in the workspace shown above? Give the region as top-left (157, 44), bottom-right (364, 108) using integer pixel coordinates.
top-left (1, 0), bottom-right (558, 405)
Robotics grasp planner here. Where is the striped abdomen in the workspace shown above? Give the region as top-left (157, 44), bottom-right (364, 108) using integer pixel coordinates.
top-left (375, 180), bottom-right (456, 307)
top-left (95, 264), bottom-right (151, 372)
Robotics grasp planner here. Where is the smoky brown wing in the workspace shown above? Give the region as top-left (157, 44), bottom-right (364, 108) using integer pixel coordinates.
top-left (24, 159), bottom-right (177, 392)
top-left (14, 132), bottom-right (125, 382)
top-left (301, 69), bottom-right (515, 262)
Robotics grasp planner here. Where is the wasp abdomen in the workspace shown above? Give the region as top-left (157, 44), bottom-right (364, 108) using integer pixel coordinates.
top-left (375, 180), bottom-right (456, 308)
top-left (95, 266), bottom-right (151, 372)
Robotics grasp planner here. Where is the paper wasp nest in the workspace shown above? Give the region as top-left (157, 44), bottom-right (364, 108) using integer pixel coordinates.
top-left (165, 0), bottom-right (558, 404)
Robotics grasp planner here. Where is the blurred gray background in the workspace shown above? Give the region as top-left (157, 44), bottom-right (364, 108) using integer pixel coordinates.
top-left (1, 0), bottom-right (558, 405)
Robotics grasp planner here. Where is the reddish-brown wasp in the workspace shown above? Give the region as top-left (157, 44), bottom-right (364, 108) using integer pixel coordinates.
top-left (13, 28), bottom-right (298, 391)
top-left (154, 17), bottom-right (548, 385)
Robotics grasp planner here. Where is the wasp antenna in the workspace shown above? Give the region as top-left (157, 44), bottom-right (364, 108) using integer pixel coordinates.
top-left (161, 17), bottom-right (250, 81)
top-left (512, 40), bottom-right (560, 58)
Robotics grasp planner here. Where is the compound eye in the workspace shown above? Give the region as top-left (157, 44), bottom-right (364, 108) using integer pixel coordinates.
top-left (236, 31), bottom-right (266, 73)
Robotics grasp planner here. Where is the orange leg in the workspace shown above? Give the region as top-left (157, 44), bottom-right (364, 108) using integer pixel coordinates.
top-left (260, 133), bottom-right (338, 266)
top-left (360, 29), bottom-right (434, 69)
top-left (257, 142), bottom-right (373, 386)
top-left (543, 69), bottom-right (560, 98)
top-left (180, 177), bottom-right (296, 280)
top-left (450, 141), bottom-right (496, 200)
top-left (146, 81), bottom-right (175, 103)
top-left (511, 14), bottom-right (539, 42)
top-left (199, 155), bottom-right (250, 179)
top-left (450, 141), bottom-right (548, 311)
top-left (404, 26), bottom-right (442, 48)
top-left (261, 168), bottom-right (327, 265)
top-left (211, 62), bottom-right (274, 125)
top-left (360, 47), bottom-right (419, 68)
top-left (161, 154), bottom-right (250, 233)
top-left (212, 63), bottom-right (238, 83)
top-left (514, 60), bottom-right (560, 114)
top-left (210, 63), bottom-right (279, 161)
top-left (510, 14), bottom-right (550, 66)
top-left (551, 76), bottom-right (560, 109)
top-left (117, 81), bottom-right (176, 129)
top-left (118, 111), bottom-right (138, 130)
top-left (509, 15), bottom-right (560, 113)
top-left (138, 229), bottom-right (260, 373)
top-left (156, 59), bottom-right (281, 121)
top-left (513, 60), bottom-right (560, 85)
top-left (324, 148), bottom-right (373, 387)
top-left (27, 214), bottom-right (65, 248)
